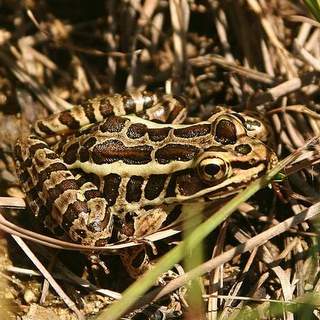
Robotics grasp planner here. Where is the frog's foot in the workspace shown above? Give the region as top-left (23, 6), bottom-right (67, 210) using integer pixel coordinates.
top-left (88, 253), bottom-right (110, 275)
top-left (119, 245), bottom-right (152, 279)
top-left (120, 244), bottom-right (184, 285)
top-left (156, 264), bottom-right (183, 286)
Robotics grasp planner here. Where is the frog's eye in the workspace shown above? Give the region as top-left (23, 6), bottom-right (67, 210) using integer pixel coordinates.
top-left (197, 157), bottom-right (231, 184)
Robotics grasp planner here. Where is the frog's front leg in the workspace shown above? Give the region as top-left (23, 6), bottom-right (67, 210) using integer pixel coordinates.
top-left (14, 136), bottom-right (113, 246)
top-left (117, 205), bottom-right (182, 278)
top-left (15, 136), bottom-right (179, 278)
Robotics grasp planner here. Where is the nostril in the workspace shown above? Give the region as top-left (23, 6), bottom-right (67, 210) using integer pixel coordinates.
top-left (235, 144), bottom-right (252, 155)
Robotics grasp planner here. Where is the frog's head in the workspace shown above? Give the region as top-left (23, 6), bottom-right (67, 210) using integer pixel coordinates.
top-left (167, 111), bottom-right (278, 202)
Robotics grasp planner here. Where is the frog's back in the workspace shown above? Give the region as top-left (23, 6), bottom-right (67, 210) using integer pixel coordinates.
top-left (54, 114), bottom-right (215, 178)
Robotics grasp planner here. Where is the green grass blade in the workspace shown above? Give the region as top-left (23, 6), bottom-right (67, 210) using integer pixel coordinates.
top-left (304, 0), bottom-right (320, 22)
top-left (183, 205), bottom-right (205, 318)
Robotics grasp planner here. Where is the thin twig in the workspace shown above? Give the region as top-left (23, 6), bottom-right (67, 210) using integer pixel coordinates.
top-left (131, 201), bottom-right (320, 311)
top-left (12, 235), bottom-right (84, 320)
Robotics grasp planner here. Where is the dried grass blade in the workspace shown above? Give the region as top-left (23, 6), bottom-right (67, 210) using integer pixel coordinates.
top-left (0, 197), bottom-right (25, 209)
top-left (11, 235), bottom-right (84, 320)
top-left (0, 210), bottom-right (181, 251)
top-left (169, 0), bottom-right (189, 90)
top-left (132, 199), bottom-right (320, 311)
top-left (0, 51), bottom-right (71, 112)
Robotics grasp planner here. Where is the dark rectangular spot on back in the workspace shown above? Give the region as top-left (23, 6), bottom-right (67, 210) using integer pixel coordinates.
top-left (100, 116), bottom-right (127, 133)
top-left (127, 123), bottom-right (148, 139)
top-left (174, 124), bottom-right (211, 138)
top-left (155, 144), bottom-right (199, 164)
top-left (92, 140), bottom-right (153, 165)
top-left (148, 127), bottom-right (171, 142)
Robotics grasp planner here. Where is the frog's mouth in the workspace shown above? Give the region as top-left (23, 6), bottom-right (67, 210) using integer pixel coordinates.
top-left (171, 142), bottom-right (278, 203)
top-left (165, 157), bottom-right (276, 204)
top-left (184, 163), bottom-right (266, 200)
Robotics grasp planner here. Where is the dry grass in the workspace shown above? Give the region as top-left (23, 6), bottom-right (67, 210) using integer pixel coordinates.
top-left (1, 0), bottom-right (320, 319)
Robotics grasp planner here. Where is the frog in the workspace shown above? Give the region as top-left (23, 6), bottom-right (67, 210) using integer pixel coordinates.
top-left (14, 91), bottom-right (277, 277)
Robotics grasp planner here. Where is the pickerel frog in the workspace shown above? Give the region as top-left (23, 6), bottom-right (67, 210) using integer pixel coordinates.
top-left (14, 91), bottom-right (277, 277)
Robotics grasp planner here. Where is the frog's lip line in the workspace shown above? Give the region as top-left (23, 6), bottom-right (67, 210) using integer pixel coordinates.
top-left (167, 163), bottom-right (267, 203)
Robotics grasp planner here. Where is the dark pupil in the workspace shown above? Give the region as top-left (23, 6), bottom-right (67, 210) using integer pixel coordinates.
top-left (204, 164), bottom-right (220, 176)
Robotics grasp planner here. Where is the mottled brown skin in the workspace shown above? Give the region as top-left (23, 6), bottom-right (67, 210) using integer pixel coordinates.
top-left (15, 91), bottom-right (277, 277)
